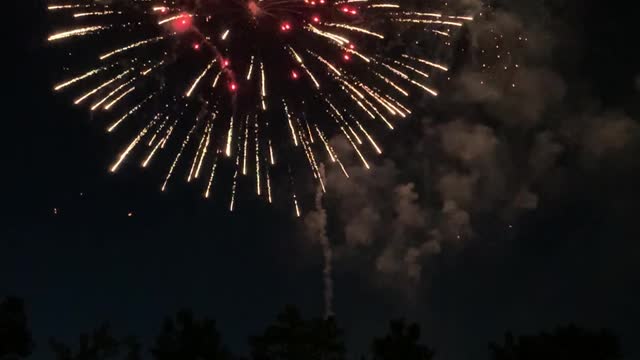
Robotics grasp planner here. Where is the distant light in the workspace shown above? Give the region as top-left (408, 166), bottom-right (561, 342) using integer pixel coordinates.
top-left (128, 212), bottom-right (133, 217)
top-left (280, 22), bottom-right (292, 32)
top-left (291, 70), bottom-right (299, 79)
top-left (193, 43), bottom-right (200, 50)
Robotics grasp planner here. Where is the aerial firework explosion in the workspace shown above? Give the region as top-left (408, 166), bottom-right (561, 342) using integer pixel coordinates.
top-left (47, 0), bottom-right (472, 215)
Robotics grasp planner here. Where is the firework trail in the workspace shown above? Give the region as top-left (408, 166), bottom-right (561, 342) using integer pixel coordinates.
top-left (47, 0), bottom-right (471, 213)
top-left (305, 165), bottom-right (333, 318)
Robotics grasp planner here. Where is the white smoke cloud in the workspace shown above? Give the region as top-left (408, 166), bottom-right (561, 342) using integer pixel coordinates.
top-left (304, 0), bottom-right (639, 291)
top-left (304, 166), bottom-right (334, 318)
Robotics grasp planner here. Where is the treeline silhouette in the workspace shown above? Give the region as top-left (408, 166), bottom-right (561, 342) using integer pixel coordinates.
top-left (1, 297), bottom-right (622, 359)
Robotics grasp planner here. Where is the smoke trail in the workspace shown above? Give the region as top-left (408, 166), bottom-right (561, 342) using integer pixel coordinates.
top-left (305, 165), bottom-right (334, 318)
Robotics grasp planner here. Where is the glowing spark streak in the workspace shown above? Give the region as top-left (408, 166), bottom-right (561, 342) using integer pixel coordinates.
top-left (107, 93), bottom-right (154, 132)
top-left (283, 101), bottom-right (298, 146)
top-left (306, 25), bottom-right (350, 45)
top-left (301, 132), bottom-right (325, 192)
top-left (293, 193), bottom-right (301, 217)
top-left (368, 4), bottom-right (399, 8)
top-left (308, 145), bottom-right (325, 191)
top-left (186, 60), bottom-right (216, 97)
top-left (92, 78), bottom-right (136, 111)
top-left (360, 82), bottom-right (397, 114)
top-left (205, 161), bottom-right (218, 198)
top-left (140, 60), bottom-right (164, 75)
top-left (148, 117), bottom-right (168, 146)
top-left (242, 116), bottom-right (249, 175)
top-left (230, 170), bottom-right (238, 211)
top-left (99, 37), bottom-right (163, 60)
top-left (393, 60), bottom-right (431, 79)
top-left (225, 116), bottom-right (234, 157)
top-left (142, 137), bottom-right (165, 168)
top-left (266, 168), bottom-right (272, 203)
top-left (308, 51), bottom-right (341, 76)
top-left (104, 86), bottom-right (135, 110)
top-left (162, 122), bottom-right (198, 191)
top-left (246, 56), bottom-right (254, 80)
top-left (48, 4), bottom-right (90, 10)
top-left (356, 120), bottom-right (382, 154)
top-left (212, 71), bottom-right (221, 88)
top-left (394, 12), bottom-right (441, 18)
top-left (401, 54), bottom-right (448, 71)
top-left (260, 62), bottom-right (267, 110)
top-left (337, 80), bottom-right (376, 119)
top-left (74, 11), bottom-right (117, 17)
top-left (379, 62), bottom-right (438, 96)
top-left (305, 120), bottom-right (315, 143)
top-left (326, 101), bottom-right (363, 145)
top-left (221, 29), bottom-right (230, 40)
top-left (323, 23), bottom-right (384, 39)
top-left (316, 126), bottom-right (349, 178)
top-left (54, 66), bottom-right (107, 91)
top-left (357, 86), bottom-right (395, 127)
top-left (48, 26), bottom-right (105, 41)
top-left (384, 94), bottom-right (411, 115)
top-left (110, 120), bottom-right (156, 173)
top-left (392, 18), bottom-right (463, 27)
top-left (289, 47), bottom-right (303, 63)
top-left (327, 100), bottom-right (361, 141)
top-left (299, 129), bottom-right (318, 179)
top-left (372, 71), bottom-right (409, 96)
top-left (342, 127), bottom-right (370, 169)
top-left (269, 140), bottom-right (275, 165)
top-left (158, 14), bottom-right (192, 25)
top-left (195, 117), bottom-right (215, 179)
top-left (74, 69), bottom-right (131, 104)
top-left (372, 91), bottom-right (405, 118)
top-left (315, 128), bottom-right (335, 162)
top-left (288, 47), bottom-right (320, 88)
top-left (188, 124), bottom-right (211, 182)
top-left (255, 120), bottom-right (261, 195)
top-left (343, 47), bottom-right (370, 62)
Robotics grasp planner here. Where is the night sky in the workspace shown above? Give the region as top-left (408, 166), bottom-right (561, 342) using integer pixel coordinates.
top-left (5, 0), bottom-right (640, 359)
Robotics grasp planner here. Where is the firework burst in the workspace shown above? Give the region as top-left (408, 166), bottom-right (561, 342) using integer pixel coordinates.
top-left (47, 0), bottom-right (471, 215)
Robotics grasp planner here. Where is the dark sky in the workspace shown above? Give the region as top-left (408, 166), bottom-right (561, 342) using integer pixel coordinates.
top-left (5, 0), bottom-right (640, 359)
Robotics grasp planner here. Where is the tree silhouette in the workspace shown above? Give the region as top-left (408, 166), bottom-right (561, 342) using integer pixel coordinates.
top-left (49, 323), bottom-right (134, 360)
top-left (0, 297), bottom-right (34, 360)
top-left (151, 309), bottom-right (234, 360)
top-left (489, 324), bottom-right (622, 360)
top-left (370, 320), bottom-right (434, 360)
top-left (249, 305), bottom-right (345, 360)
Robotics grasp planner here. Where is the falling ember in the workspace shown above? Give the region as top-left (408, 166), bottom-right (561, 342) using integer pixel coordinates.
top-left (47, 0), bottom-right (471, 212)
